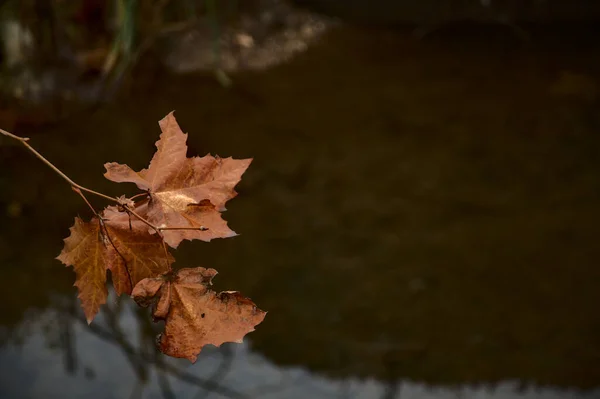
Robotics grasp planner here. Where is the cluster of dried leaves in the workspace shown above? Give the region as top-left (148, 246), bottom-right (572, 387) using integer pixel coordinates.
top-left (55, 112), bottom-right (265, 362)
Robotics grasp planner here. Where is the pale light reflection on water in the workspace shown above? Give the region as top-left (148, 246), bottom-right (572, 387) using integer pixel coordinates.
top-left (0, 296), bottom-right (598, 399)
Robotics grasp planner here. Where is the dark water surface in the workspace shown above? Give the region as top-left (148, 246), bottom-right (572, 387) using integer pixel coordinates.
top-left (1, 25), bottom-right (600, 398)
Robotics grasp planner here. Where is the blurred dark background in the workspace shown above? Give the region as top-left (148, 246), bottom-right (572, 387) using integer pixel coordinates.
top-left (1, 0), bottom-right (600, 398)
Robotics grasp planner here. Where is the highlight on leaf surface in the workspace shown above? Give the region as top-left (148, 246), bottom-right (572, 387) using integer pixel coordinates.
top-left (57, 207), bottom-right (174, 323)
top-left (104, 111), bottom-right (252, 248)
top-left (132, 267), bottom-right (266, 363)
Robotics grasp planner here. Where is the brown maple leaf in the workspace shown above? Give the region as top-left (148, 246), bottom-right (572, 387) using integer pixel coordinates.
top-left (102, 205), bottom-right (174, 294)
top-left (57, 207), bottom-right (174, 323)
top-left (56, 217), bottom-right (113, 324)
top-left (132, 267), bottom-right (266, 362)
top-left (103, 111), bottom-right (252, 248)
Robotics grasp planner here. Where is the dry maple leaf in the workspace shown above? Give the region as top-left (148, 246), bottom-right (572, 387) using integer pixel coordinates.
top-left (57, 208), bottom-right (174, 323)
top-left (101, 205), bottom-right (174, 295)
top-left (103, 111), bottom-right (252, 248)
top-left (132, 267), bottom-right (266, 362)
top-left (56, 217), bottom-right (112, 324)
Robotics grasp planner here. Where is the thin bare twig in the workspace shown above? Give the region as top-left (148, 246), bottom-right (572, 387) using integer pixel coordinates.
top-left (0, 128), bottom-right (162, 276)
top-left (72, 187), bottom-right (99, 217)
top-left (129, 192), bottom-right (149, 201)
top-left (160, 226), bottom-right (208, 231)
top-left (124, 205), bottom-right (161, 235)
top-left (0, 128), bottom-right (118, 203)
top-left (98, 218), bottom-right (134, 290)
top-left (123, 204), bottom-right (208, 234)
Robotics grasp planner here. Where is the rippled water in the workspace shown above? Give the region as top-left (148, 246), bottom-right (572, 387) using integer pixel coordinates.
top-left (1, 23), bottom-right (599, 399)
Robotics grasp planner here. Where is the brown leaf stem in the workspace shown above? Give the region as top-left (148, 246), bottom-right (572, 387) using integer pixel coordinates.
top-left (98, 217), bottom-right (133, 290)
top-left (72, 187), bottom-right (99, 217)
top-left (120, 205), bottom-right (174, 270)
top-left (72, 192), bottom-right (134, 287)
top-left (160, 226), bottom-right (208, 231)
top-left (0, 128), bottom-right (118, 203)
top-left (123, 205), bottom-right (162, 235)
top-left (128, 192), bottom-right (149, 201)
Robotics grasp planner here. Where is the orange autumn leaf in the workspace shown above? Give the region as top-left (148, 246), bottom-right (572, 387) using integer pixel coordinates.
top-left (103, 111), bottom-right (251, 248)
top-left (132, 267), bottom-right (266, 363)
top-left (56, 217), bottom-right (112, 324)
top-left (57, 207), bottom-right (174, 323)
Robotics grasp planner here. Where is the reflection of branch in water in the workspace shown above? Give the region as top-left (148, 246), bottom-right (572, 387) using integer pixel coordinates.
top-left (66, 306), bottom-right (248, 399)
top-left (135, 306), bottom-right (178, 399)
top-left (381, 380), bottom-right (400, 399)
top-left (98, 300), bottom-right (149, 383)
top-left (60, 296), bottom-right (78, 374)
top-left (156, 366), bottom-right (176, 399)
top-left (381, 348), bottom-right (402, 399)
top-left (134, 310), bottom-right (238, 399)
top-left (140, 309), bottom-right (177, 399)
top-left (134, 306), bottom-right (239, 399)
top-left (129, 379), bottom-right (144, 399)
top-left (193, 344), bottom-right (235, 399)
top-left (133, 306), bottom-right (157, 371)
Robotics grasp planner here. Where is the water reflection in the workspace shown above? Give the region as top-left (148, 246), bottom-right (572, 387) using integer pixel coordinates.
top-left (1, 294), bottom-right (598, 399)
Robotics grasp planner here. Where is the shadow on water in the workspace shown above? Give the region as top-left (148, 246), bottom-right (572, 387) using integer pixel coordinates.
top-left (1, 22), bottom-right (600, 398)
